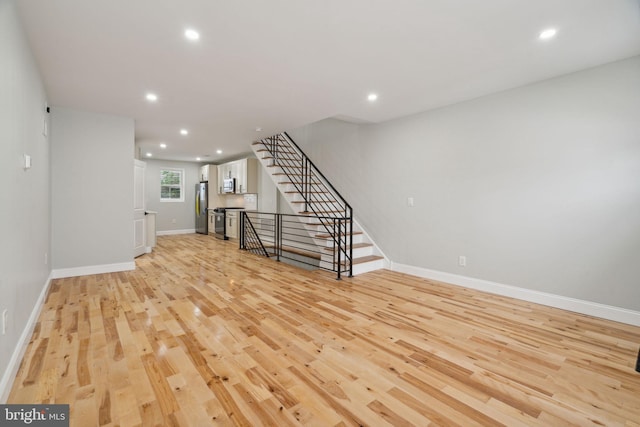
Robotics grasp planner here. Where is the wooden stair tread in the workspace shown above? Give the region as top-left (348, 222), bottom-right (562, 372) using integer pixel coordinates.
top-left (315, 231), bottom-right (362, 239)
top-left (323, 243), bottom-right (373, 252)
top-left (332, 255), bottom-right (384, 268)
top-left (353, 255), bottom-right (384, 265)
top-left (331, 255), bottom-right (384, 267)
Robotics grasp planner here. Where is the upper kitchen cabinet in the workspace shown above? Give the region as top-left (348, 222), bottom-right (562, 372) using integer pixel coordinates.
top-left (236, 158), bottom-right (258, 194)
top-left (199, 164), bottom-right (213, 182)
top-left (217, 162), bottom-right (234, 194)
top-left (206, 164), bottom-right (222, 208)
top-left (217, 158), bottom-right (258, 194)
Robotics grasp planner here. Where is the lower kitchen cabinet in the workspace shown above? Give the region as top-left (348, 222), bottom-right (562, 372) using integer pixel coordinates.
top-left (208, 210), bottom-right (216, 235)
top-left (226, 211), bottom-right (239, 239)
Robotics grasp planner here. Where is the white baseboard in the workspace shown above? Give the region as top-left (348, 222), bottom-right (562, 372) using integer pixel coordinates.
top-left (157, 229), bottom-right (195, 236)
top-left (0, 273), bottom-right (53, 403)
top-left (390, 262), bottom-right (640, 327)
top-left (51, 261), bottom-right (135, 279)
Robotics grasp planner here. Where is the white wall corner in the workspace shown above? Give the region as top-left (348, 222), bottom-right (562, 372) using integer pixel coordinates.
top-left (51, 262), bottom-right (135, 279)
top-left (0, 273), bottom-right (53, 403)
top-left (390, 262), bottom-right (640, 327)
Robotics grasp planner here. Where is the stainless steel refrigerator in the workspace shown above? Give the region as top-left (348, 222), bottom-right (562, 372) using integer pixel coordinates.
top-left (195, 182), bottom-right (208, 234)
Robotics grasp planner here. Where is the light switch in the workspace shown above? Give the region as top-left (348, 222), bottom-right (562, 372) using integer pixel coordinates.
top-left (24, 154), bottom-right (32, 169)
top-left (407, 197), bottom-right (414, 207)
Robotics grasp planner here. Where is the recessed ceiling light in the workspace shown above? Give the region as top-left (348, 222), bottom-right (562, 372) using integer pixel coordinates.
top-left (180, 129), bottom-right (188, 135)
top-left (146, 152), bottom-right (152, 157)
top-left (367, 93), bottom-right (378, 102)
top-left (255, 127), bottom-right (262, 132)
top-left (196, 157), bottom-right (201, 161)
top-left (539, 28), bottom-right (557, 40)
top-left (185, 29), bottom-right (200, 41)
top-left (216, 149), bottom-right (222, 154)
top-left (146, 93), bottom-right (158, 102)
top-left (160, 143), bottom-right (167, 149)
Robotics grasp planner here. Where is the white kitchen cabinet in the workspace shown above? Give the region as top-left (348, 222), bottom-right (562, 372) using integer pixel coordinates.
top-left (216, 158), bottom-right (258, 194)
top-left (234, 158), bottom-right (258, 194)
top-left (217, 162), bottom-right (234, 194)
top-left (199, 164), bottom-right (213, 182)
top-left (207, 165), bottom-right (222, 209)
top-left (208, 210), bottom-right (216, 235)
top-left (226, 210), bottom-right (239, 239)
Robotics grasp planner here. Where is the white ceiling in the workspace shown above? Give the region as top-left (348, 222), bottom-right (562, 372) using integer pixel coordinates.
top-left (16, 0), bottom-right (640, 163)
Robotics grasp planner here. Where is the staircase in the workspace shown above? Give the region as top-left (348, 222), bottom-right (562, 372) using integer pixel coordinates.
top-left (250, 132), bottom-right (385, 276)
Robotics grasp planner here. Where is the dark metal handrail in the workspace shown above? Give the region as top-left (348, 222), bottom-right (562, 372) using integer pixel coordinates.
top-left (240, 211), bottom-right (269, 257)
top-left (240, 211), bottom-right (352, 280)
top-left (256, 133), bottom-right (354, 277)
top-left (283, 131), bottom-right (352, 217)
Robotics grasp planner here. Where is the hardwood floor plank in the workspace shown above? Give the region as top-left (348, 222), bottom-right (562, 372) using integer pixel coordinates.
top-left (22, 338), bottom-right (48, 386)
top-left (141, 353), bottom-right (180, 416)
top-left (7, 234), bottom-right (640, 426)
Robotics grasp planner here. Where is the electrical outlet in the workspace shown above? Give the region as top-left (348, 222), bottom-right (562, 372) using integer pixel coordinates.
top-left (44, 252), bottom-right (48, 265)
top-left (171, 218), bottom-right (177, 224)
top-left (2, 309), bottom-right (7, 335)
top-left (458, 256), bottom-right (466, 267)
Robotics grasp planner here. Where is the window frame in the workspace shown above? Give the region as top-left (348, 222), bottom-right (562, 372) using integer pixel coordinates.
top-left (160, 168), bottom-right (185, 202)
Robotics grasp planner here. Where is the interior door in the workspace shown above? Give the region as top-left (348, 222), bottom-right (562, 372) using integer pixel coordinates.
top-left (133, 159), bottom-right (146, 257)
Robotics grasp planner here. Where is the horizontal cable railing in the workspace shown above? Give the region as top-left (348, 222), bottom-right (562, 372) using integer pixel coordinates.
top-left (240, 211), bottom-right (352, 280)
top-left (254, 132), bottom-right (353, 276)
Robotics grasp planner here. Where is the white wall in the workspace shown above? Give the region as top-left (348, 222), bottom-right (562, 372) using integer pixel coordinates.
top-left (289, 56), bottom-right (640, 312)
top-left (258, 165), bottom-right (278, 213)
top-left (0, 0), bottom-right (51, 401)
top-left (144, 159), bottom-right (199, 232)
top-left (51, 107), bottom-right (134, 272)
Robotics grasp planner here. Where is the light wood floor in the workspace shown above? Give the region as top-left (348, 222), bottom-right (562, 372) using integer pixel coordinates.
top-left (9, 234), bottom-right (640, 426)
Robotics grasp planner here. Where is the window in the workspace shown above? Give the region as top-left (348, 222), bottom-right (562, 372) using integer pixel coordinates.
top-left (160, 168), bottom-right (184, 202)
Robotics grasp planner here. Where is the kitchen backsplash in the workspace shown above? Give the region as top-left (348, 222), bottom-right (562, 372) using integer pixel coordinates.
top-left (243, 194), bottom-right (257, 211)
top-left (217, 193), bottom-right (258, 210)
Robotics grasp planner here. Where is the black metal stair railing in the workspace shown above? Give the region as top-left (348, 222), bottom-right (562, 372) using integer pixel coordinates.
top-left (239, 212), bottom-right (269, 257)
top-left (255, 132), bottom-right (353, 277)
top-left (240, 211), bottom-right (352, 279)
